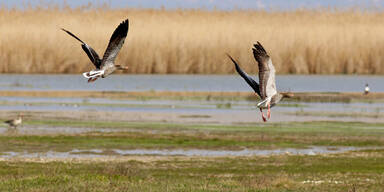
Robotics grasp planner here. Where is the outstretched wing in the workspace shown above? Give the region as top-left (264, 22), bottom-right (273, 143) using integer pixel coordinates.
top-left (61, 28), bottom-right (102, 69)
top-left (252, 42), bottom-right (277, 99)
top-left (227, 54), bottom-right (261, 97)
top-left (101, 19), bottom-right (129, 67)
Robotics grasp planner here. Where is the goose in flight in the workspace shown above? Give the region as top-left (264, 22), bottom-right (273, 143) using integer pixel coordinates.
top-left (227, 42), bottom-right (292, 122)
top-left (5, 113), bottom-right (22, 129)
top-left (62, 19), bottom-right (129, 83)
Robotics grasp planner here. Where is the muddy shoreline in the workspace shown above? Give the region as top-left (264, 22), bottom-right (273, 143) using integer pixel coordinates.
top-left (0, 90), bottom-right (382, 102)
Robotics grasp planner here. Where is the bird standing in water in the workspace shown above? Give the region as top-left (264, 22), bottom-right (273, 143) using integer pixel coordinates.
top-left (227, 42), bottom-right (293, 122)
top-left (62, 19), bottom-right (130, 83)
top-left (364, 83), bottom-right (370, 95)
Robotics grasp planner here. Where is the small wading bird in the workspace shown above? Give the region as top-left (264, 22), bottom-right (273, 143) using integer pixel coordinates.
top-left (227, 42), bottom-right (293, 122)
top-left (4, 113), bottom-right (22, 129)
top-left (364, 83), bottom-right (370, 95)
top-left (62, 19), bottom-right (129, 83)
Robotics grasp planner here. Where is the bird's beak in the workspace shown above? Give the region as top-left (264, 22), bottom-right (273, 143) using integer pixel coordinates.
top-left (116, 65), bottom-right (129, 71)
top-left (282, 92), bottom-right (294, 98)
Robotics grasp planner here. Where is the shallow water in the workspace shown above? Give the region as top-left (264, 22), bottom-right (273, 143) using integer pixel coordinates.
top-left (0, 74), bottom-right (382, 92)
top-left (0, 146), bottom-right (372, 159)
top-left (0, 74), bottom-right (382, 124)
top-left (110, 146), bottom-right (362, 156)
top-left (0, 95), bottom-right (382, 113)
top-left (0, 95), bottom-right (382, 124)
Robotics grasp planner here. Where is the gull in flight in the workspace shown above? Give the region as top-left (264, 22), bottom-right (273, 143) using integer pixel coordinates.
top-left (227, 42), bottom-right (293, 122)
top-left (62, 19), bottom-right (129, 82)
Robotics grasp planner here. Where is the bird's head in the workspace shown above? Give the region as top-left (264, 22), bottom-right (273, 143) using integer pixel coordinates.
top-left (115, 65), bottom-right (129, 71)
top-left (281, 92), bottom-right (294, 99)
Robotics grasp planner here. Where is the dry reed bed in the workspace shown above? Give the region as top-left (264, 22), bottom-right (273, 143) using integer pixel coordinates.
top-left (0, 8), bottom-right (384, 74)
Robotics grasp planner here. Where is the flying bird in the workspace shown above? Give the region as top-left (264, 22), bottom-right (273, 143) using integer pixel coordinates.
top-left (62, 19), bottom-right (129, 82)
top-left (5, 113), bottom-right (22, 129)
top-left (227, 42), bottom-right (292, 122)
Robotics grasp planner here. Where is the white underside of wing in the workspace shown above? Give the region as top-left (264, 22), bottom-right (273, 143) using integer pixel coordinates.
top-left (265, 59), bottom-right (277, 97)
top-left (257, 59), bottom-right (277, 109)
top-left (82, 70), bottom-right (105, 79)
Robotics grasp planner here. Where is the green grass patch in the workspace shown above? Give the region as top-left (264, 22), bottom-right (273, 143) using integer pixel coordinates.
top-left (0, 151), bottom-right (383, 191)
top-left (288, 111), bottom-right (383, 119)
top-left (0, 120), bottom-right (382, 152)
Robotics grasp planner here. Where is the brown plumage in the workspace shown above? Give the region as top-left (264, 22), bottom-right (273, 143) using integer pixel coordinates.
top-left (5, 113), bottom-right (22, 129)
top-left (62, 19), bottom-right (130, 83)
top-left (253, 42), bottom-right (274, 100)
top-left (228, 42), bottom-right (293, 122)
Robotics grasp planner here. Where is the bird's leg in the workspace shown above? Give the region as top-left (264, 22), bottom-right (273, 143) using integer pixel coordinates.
top-left (267, 103), bottom-right (271, 119)
top-left (260, 108), bottom-right (267, 122)
top-left (87, 77), bottom-right (99, 83)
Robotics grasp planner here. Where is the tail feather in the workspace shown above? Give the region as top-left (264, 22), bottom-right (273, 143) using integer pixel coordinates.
top-left (82, 70), bottom-right (104, 79)
top-left (257, 98), bottom-right (269, 108)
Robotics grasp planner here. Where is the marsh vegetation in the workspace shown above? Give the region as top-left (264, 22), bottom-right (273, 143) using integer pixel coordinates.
top-left (0, 120), bottom-right (383, 191)
top-left (1, 8), bottom-right (384, 74)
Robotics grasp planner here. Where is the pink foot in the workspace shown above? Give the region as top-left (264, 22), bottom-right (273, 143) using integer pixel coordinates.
top-left (260, 108), bottom-right (267, 122)
top-left (88, 77), bottom-right (98, 83)
top-left (267, 103), bottom-right (271, 119)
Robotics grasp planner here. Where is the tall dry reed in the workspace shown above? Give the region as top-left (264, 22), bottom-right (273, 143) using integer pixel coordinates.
top-left (0, 8), bottom-right (384, 74)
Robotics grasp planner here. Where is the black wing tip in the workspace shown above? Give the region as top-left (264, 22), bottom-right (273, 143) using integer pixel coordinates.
top-left (122, 19), bottom-right (129, 26)
top-left (61, 28), bottom-right (71, 35)
top-left (119, 19), bottom-right (129, 30)
top-left (226, 53), bottom-right (238, 65)
top-left (117, 18), bottom-right (129, 34)
top-left (108, 19), bottom-right (129, 41)
top-left (61, 28), bottom-right (85, 44)
top-left (226, 53), bottom-right (233, 60)
top-left (253, 41), bottom-right (267, 53)
top-left (61, 28), bottom-right (73, 34)
top-left (61, 28), bottom-right (69, 32)
top-left (252, 41), bottom-right (269, 58)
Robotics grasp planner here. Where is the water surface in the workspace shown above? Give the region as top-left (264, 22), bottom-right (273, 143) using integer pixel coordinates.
top-left (0, 146), bottom-right (371, 159)
top-left (0, 74), bottom-right (382, 92)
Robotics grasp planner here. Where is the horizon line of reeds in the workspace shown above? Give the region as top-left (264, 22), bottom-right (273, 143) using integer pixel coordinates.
top-left (0, 8), bottom-right (383, 74)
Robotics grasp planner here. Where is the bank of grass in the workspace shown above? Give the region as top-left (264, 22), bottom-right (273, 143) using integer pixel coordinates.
top-left (1, 120), bottom-right (384, 152)
top-left (0, 90), bottom-right (383, 103)
top-left (288, 111), bottom-right (383, 119)
top-left (1, 8), bottom-right (384, 74)
top-left (0, 151), bottom-right (384, 191)
top-left (24, 119), bottom-right (384, 134)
